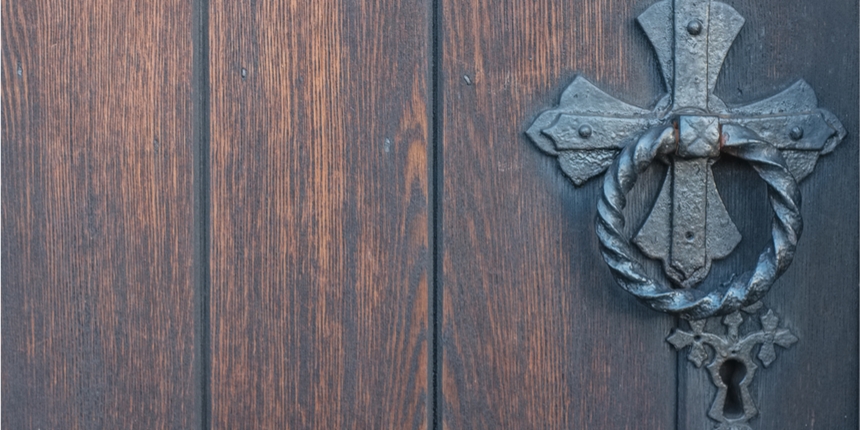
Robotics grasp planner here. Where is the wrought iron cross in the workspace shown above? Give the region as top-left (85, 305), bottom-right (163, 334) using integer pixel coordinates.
top-left (528, 0), bottom-right (845, 318)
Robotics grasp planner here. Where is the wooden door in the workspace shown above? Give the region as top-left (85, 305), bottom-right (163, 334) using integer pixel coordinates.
top-left (3, 0), bottom-right (857, 429)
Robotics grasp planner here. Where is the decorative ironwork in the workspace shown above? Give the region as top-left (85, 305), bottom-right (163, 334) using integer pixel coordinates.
top-left (526, 0), bottom-right (845, 319)
top-left (527, 1), bottom-right (847, 425)
top-left (667, 303), bottom-right (798, 429)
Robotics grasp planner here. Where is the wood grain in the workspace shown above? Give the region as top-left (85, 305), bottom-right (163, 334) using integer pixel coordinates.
top-left (2, 0), bottom-right (200, 428)
top-left (439, 0), bottom-right (858, 428)
top-left (4, 0), bottom-right (856, 428)
top-left (207, 0), bottom-right (432, 428)
top-left (439, 0), bottom-right (679, 428)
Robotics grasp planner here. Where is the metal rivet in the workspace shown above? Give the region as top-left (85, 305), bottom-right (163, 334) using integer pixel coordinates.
top-left (687, 19), bottom-right (703, 35)
top-left (789, 126), bottom-right (804, 141)
top-left (578, 124), bottom-right (593, 138)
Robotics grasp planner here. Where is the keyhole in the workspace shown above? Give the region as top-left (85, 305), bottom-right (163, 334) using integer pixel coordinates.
top-left (719, 359), bottom-right (747, 419)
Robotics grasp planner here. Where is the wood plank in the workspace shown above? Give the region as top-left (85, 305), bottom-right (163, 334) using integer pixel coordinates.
top-left (1, 0), bottom-right (200, 428)
top-left (208, 1), bottom-right (432, 428)
top-left (680, 0), bottom-right (859, 428)
top-left (439, 0), bottom-right (678, 428)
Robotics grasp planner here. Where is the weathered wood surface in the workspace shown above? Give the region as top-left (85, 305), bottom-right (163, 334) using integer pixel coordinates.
top-left (2, 0), bottom-right (201, 428)
top-left (438, 0), bottom-right (858, 428)
top-left (3, 0), bottom-right (857, 428)
top-left (207, 0), bottom-right (432, 428)
top-left (438, 0), bottom-right (679, 428)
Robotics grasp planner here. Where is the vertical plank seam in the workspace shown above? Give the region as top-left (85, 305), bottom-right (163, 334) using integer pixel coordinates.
top-left (430, 0), bottom-right (443, 428)
top-left (675, 315), bottom-right (681, 430)
top-left (192, 0), bottom-right (212, 427)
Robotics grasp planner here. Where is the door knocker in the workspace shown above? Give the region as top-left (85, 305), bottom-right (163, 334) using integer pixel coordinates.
top-left (526, 0), bottom-right (845, 428)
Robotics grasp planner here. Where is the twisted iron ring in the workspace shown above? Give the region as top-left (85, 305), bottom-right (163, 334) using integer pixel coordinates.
top-left (596, 124), bottom-right (803, 320)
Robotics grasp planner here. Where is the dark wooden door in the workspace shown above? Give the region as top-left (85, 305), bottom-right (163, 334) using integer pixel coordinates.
top-left (3, 0), bottom-right (857, 429)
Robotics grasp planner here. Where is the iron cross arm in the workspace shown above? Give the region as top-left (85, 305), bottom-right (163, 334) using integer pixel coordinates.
top-left (526, 0), bottom-right (846, 319)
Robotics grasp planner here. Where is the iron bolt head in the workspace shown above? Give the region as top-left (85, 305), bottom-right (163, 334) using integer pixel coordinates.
top-left (790, 126), bottom-right (804, 141)
top-left (687, 19), bottom-right (703, 35)
top-left (578, 124), bottom-right (593, 138)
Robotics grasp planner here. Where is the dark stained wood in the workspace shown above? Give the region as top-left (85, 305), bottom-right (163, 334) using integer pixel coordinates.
top-left (2, 0), bottom-right (200, 428)
top-left (439, 0), bottom-right (679, 428)
top-left (208, 1), bottom-right (432, 428)
top-left (680, 0), bottom-right (860, 428)
top-left (4, 0), bottom-right (857, 427)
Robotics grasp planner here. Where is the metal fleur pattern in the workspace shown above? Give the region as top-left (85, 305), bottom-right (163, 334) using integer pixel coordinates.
top-left (526, 0), bottom-right (845, 318)
top-left (667, 304), bottom-right (798, 429)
